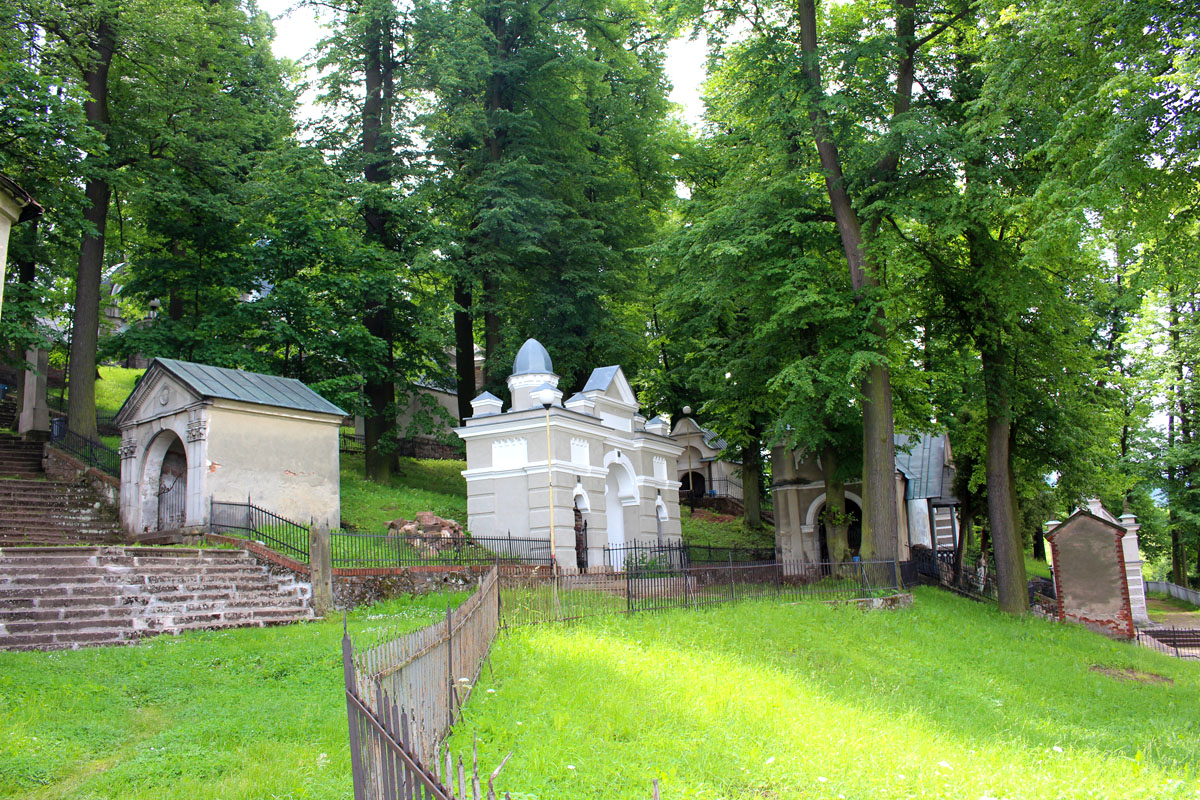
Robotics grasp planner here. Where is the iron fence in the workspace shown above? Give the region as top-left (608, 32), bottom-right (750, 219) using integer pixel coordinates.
top-left (1137, 627), bottom-right (1200, 660)
top-left (333, 531), bottom-right (550, 569)
top-left (346, 568), bottom-right (505, 798)
top-left (209, 499), bottom-right (310, 561)
top-left (157, 475), bottom-right (186, 529)
top-left (911, 546), bottom-right (998, 603)
top-left (498, 559), bottom-right (901, 627)
top-left (602, 541), bottom-right (777, 572)
top-left (48, 418), bottom-right (120, 477)
top-left (340, 431), bottom-right (366, 454)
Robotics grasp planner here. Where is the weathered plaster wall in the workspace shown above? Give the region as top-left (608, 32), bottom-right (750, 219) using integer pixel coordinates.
top-left (1048, 515), bottom-right (1135, 639)
top-left (205, 401), bottom-right (341, 528)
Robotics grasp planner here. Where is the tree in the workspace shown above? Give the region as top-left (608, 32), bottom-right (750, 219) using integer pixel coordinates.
top-left (421, 0), bottom-right (679, 397)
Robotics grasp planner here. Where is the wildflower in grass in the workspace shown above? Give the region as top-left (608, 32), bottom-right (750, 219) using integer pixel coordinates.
top-left (765, 757), bottom-right (775, 765)
top-left (1052, 746), bottom-right (1063, 753)
top-left (567, 765), bottom-right (576, 770)
top-left (817, 776), bottom-right (827, 783)
top-left (938, 761), bottom-right (952, 769)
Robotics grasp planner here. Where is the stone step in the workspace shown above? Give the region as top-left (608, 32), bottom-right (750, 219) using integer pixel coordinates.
top-left (0, 563), bottom-right (269, 578)
top-left (1, 629), bottom-right (136, 651)
top-left (0, 544), bottom-right (313, 651)
top-left (0, 594), bottom-right (309, 622)
top-left (0, 532), bottom-right (123, 546)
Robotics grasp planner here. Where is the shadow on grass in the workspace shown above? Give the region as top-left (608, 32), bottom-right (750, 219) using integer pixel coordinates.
top-left (451, 587), bottom-right (1200, 799)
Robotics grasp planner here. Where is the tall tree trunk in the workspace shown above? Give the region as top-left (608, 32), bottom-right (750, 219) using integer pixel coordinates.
top-left (361, 6), bottom-right (394, 482)
top-left (67, 20), bottom-right (116, 440)
top-left (822, 443), bottom-right (848, 561)
top-left (482, 274), bottom-right (500, 388)
top-left (796, 0), bottom-right (900, 560)
top-left (1169, 291), bottom-right (1186, 584)
top-left (741, 443), bottom-right (763, 530)
top-left (454, 281), bottom-right (476, 423)
top-left (953, 511), bottom-right (971, 586)
top-left (981, 340), bottom-right (1029, 614)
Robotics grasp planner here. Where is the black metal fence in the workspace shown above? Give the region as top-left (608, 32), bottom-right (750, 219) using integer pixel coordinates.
top-left (209, 499), bottom-right (310, 561)
top-left (49, 417), bottom-right (120, 477)
top-left (340, 431), bottom-right (365, 454)
top-left (333, 531), bottom-right (551, 569)
top-left (498, 559), bottom-right (902, 627)
top-left (911, 546), bottom-right (998, 604)
top-left (1137, 627), bottom-right (1200, 659)
top-left (602, 541), bottom-right (778, 572)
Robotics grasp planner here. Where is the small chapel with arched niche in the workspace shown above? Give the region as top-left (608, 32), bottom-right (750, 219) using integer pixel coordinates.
top-left (455, 339), bottom-right (683, 570)
top-left (113, 358), bottom-right (345, 536)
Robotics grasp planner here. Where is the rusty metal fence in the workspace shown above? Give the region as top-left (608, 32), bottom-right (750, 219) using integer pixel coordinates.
top-left (345, 568), bottom-right (507, 799)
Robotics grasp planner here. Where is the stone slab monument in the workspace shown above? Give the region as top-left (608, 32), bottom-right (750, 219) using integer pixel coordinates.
top-left (1044, 500), bottom-right (1150, 639)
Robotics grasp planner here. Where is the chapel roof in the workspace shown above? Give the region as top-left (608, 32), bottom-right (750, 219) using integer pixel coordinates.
top-left (512, 338), bottom-right (555, 376)
top-left (119, 358), bottom-right (346, 421)
top-left (582, 365), bottom-right (621, 392)
top-left (894, 433), bottom-right (954, 501)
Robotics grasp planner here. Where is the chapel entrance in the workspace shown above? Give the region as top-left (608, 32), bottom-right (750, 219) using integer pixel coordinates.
top-left (680, 471), bottom-right (706, 502)
top-left (156, 437), bottom-right (187, 530)
top-left (817, 499), bottom-right (863, 562)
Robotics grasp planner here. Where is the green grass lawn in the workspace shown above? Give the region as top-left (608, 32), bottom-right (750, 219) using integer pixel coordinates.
top-left (450, 588), bottom-right (1200, 799)
top-left (0, 591), bottom-right (467, 800)
top-left (680, 507), bottom-right (774, 550)
top-left (1026, 553), bottom-right (1052, 579)
top-left (339, 452), bottom-right (467, 531)
top-left (95, 366), bottom-right (143, 415)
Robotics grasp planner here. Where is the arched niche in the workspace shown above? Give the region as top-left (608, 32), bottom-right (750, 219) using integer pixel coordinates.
top-left (140, 429), bottom-right (189, 532)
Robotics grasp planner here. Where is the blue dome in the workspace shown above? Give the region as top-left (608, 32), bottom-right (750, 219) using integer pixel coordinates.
top-left (512, 338), bottom-right (555, 376)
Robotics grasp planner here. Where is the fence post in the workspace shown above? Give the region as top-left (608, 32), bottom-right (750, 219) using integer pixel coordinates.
top-left (310, 521), bottom-right (334, 617)
top-left (775, 559), bottom-right (782, 599)
top-left (626, 567), bottom-right (634, 615)
top-left (446, 602), bottom-right (455, 724)
top-left (728, 553), bottom-right (735, 604)
top-left (342, 633), bottom-right (367, 800)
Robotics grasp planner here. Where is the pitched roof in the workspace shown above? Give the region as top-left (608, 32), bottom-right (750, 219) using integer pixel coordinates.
top-left (582, 365), bottom-right (621, 393)
top-left (895, 433), bottom-right (954, 501)
top-left (123, 358), bottom-right (346, 419)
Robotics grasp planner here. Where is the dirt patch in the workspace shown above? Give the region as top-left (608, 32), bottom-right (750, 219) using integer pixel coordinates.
top-left (1089, 665), bottom-right (1174, 685)
top-left (693, 509), bottom-right (738, 524)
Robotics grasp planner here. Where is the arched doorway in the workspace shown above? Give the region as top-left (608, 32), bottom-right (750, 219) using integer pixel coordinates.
top-left (817, 499), bottom-right (863, 563)
top-left (603, 455), bottom-right (637, 570)
top-left (680, 471), bottom-right (706, 502)
top-left (157, 437), bottom-right (187, 530)
top-left (141, 430), bottom-right (188, 532)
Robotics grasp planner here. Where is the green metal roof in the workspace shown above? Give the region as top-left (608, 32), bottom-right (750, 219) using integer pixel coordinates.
top-left (142, 358), bottom-right (346, 417)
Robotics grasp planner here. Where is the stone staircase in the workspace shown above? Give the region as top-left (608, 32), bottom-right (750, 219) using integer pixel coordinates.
top-left (0, 479), bottom-right (124, 546)
top-left (0, 394), bottom-right (16, 429)
top-left (0, 434), bottom-right (42, 477)
top-left (0, 546), bottom-right (313, 651)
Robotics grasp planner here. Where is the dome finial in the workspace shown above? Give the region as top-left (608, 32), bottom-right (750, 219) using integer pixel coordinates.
top-left (512, 338), bottom-right (555, 376)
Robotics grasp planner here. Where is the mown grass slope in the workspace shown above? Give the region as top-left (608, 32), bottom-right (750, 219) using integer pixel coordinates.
top-left (339, 452), bottom-right (467, 531)
top-left (0, 592), bottom-right (466, 800)
top-left (449, 588), bottom-right (1200, 800)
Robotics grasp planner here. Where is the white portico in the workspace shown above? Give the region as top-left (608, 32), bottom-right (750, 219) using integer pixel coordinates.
top-left (456, 339), bottom-right (683, 569)
top-left (114, 358), bottom-right (345, 535)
